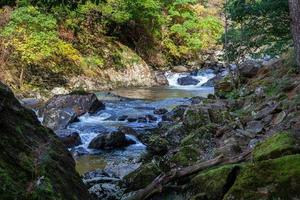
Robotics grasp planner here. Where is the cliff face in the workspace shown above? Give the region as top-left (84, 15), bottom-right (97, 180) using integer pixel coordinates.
top-left (0, 82), bottom-right (91, 200)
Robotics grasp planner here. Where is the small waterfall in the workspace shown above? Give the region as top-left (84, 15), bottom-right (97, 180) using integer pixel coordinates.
top-left (165, 69), bottom-right (216, 89)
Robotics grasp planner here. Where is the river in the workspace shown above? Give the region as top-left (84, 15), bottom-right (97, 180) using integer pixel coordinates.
top-left (70, 69), bottom-right (220, 177)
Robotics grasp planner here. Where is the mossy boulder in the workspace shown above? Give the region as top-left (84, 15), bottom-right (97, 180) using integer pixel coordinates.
top-left (253, 131), bottom-right (300, 161)
top-left (123, 162), bottom-right (161, 192)
top-left (0, 82), bottom-right (91, 199)
top-left (191, 164), bottom-right (239, 200)
top-left (171, 145), bottom-right (200, 167)
top-left (180, 125), bottom-right (216, 154)
top-left (146, 135), bottom-right (169, 155)
top-left (164, 124), bottom-right (187, 146)
top-left (183, 105), bottom-right (211, 128)
top-left (224, 154), bottom-right (300, 200)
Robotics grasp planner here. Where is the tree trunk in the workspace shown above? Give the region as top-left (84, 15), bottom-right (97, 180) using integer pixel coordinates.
top-left (289, 0), bottom-right (300, 67)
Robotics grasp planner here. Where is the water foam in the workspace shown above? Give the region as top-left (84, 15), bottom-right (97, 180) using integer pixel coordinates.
top-left (165, 69), bottom-right (216, 89)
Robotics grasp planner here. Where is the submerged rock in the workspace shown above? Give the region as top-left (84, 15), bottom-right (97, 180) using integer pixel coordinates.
top-left (0, 82), bottom-right (91, 199)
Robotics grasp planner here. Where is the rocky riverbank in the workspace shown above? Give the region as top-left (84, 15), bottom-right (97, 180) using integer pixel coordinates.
top-left (1, 55), bottom-right (300, 200)
top-left (79, 57), bottom-right (300, 200)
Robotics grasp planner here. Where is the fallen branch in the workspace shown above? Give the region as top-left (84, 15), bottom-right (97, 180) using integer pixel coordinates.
top-left (129, 151), bottom-right (251, 200)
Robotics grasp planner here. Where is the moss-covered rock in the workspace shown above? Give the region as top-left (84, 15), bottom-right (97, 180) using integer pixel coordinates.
top-left (164, 124), bottom-right (187, 146)
top-left (171, 145), bottom-right (200, 167)
top-left (191, 164), bottom-right (239, 200)
top-left (123, 162), bottom-right (161, 192)
top-left (183, 105), bottom-right (211, 128)
top-left (181, 125), bottom-right (216, 151)
top-left (0, 82), bottom-right (91, 200)
top-left (146, 135), bottom-right (169, 155)
top-left (224, 154), bottom-right (300, 200)
top-left (253, 131), bottom-right (300, 161)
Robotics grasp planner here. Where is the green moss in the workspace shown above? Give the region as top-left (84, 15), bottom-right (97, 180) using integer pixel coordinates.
top-left (191, 164), bottom-right (238, 200)
top-left (0, 168), bottom-right (22, 199)
top-left (183, 106), bottom-right (210, 128)
top-left (147, 135), bottom-right (169, 155)
top-left (224, 154), bottom-right (300, 200)
top-left (171, 145), bottom-right (200, 166)
top-left (123, 162), bottom-right (161, 192)
top-left (253, 131), bottom-right (300, 161)
top-left (31, 177), bottom-right (62, 200)
top-left (181, 126), bottom-right (214, 149)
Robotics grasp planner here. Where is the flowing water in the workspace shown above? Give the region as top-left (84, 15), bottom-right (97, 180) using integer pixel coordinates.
top-left (72, 69), bottom-right (221, 176)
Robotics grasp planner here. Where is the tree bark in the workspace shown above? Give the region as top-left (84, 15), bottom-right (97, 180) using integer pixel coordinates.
top-left (289, 0), bottom-right (300, 67)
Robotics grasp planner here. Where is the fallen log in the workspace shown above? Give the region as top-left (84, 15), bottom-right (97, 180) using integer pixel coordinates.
top-left (129, 151), bottom-right (251, 200)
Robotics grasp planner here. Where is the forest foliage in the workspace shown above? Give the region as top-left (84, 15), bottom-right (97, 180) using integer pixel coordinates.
top-left (225, 0), bottom-right (292, 62)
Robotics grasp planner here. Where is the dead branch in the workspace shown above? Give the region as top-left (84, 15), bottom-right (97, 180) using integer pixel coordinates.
top-left (129, 151), bottom-right (251, 200)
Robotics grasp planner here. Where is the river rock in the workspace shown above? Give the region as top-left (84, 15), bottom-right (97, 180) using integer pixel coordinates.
top-left (154, 71), bottom-right (169, 85)
top-left (118, 115), bottom-right (128, 121)
top-left (127, 117), bottom-right (137, 122)
top-left (88, 130), bottom-right (135, 150)
top-left (177, 76), bottom-right (200, 85)
top-left (55, 129), bottom-right (82, 148)
top-left (154, 108), bottom-right (168, 115)
top-left (83, 170), bottom-right (124, 200)
top-left (190, 96), bottom-right (205, 104)
top-left (42, 108), bottom-right (77, 130)
top-left (162, 105), bottom-right (189, 122)
top-left (41, 93), bottom-right (105, 130)
top-left (145, 114), bottom-right (157, 122)
top-left (246, 120), bottom-right (264, 134)
top-left (254, 102), bottom-right (279, 120)
top-left (118, 126), bottom-right (138, 137)
top-left (173, 65), bottom-right (189, 73)
top-left (239, 60), bottom-right (261, 78)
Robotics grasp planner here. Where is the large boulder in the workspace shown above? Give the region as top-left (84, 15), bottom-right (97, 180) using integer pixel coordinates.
top-left (191, 164), bottom-right (239, 200)
top-left (123, 162), bottom-right (161, 192)
top-left (183, 105), bottom-right (211, 128)
top-left (239, 60), bottom-right (261, 78)
top-left (88, 130), bottom-right (135, 150)
top-left (0, 82), bottom-right (91, 199)
top-left (41, 92), bottom-right (105, 130)
top-left (177, 76), bottom-right (200, 86)
top-left (253, 131), bottom-right (300, 161)
top-left (224, 155), bottom-right (300, 199)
